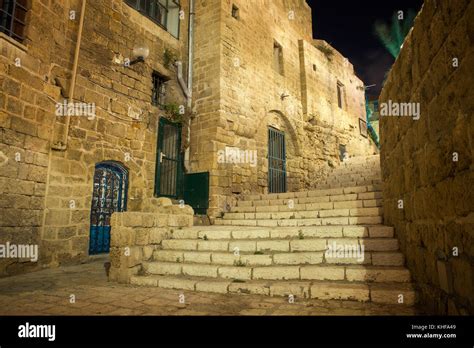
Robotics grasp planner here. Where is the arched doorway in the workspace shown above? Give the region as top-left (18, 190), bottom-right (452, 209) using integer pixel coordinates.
top-left (89, 161), bottom-right (129, 255)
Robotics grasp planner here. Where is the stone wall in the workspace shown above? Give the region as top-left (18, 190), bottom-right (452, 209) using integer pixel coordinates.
top-left (379, 0), bottom-right (473, 314)
top-left (189, 0), bottom-right (376, 217)
top-left (109, 197), bottom-right (193, 283)
top-left (0, 0), bottom-right (189, 276)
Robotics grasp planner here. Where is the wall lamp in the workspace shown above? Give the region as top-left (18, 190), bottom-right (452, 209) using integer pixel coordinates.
top-left (130, 46), bottom-right (150, 65)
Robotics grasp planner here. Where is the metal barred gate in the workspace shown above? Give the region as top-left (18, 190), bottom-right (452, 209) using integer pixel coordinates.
top-left (89, 161), bottom-right (128, 255)
top-left (268, 127), bottom-right (287, 193)
top-left (154, 118), bottom-right (182, 199)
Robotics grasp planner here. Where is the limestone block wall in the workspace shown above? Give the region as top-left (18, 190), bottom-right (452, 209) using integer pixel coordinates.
top-left (189, 0), bottom-right (375, 217)
top-left (0, 0), bottom-right (189, 275)
top-left (379, 0), bottom-right (473, 314)
top-left (109, 199), bottom-right (194, 283)
top-left (300, 39), bottom-right (372, 157)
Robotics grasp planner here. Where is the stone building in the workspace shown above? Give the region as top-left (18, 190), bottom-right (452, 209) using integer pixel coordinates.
top-left (189, 0), bottom-right (376, 217)
top-left (0, 0), bottom-right (374, 276)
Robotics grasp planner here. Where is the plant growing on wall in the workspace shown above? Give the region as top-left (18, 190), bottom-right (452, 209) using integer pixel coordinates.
top-left (163, 48), bottom-right (178, 69)
top-left (374, 10), bottom-right (416, 59)
top-left (162, 103), bottom-right (183, 123)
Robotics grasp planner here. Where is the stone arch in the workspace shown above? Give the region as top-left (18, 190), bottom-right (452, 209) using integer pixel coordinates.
top-left (250, 109), bottom-right (305, 193)
top-left (255, 109), bottom-right (302, 157)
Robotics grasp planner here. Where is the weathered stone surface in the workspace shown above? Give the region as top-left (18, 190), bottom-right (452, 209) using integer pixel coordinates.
top-left (300, 266), bottom-right (344, 281)
top-left (379, 0), bottom-right (473, 314)
top-left (253, 266), bottom-right (300, 280)
top-left (310, 283), bottom-right (369, 302)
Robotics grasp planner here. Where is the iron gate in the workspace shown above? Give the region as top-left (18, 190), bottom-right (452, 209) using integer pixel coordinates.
top-left (155, 118), bottom-right (182, 198)
top-left (89, 161), bottom-right (128, 255)
top-left (268, 127), bottom-right (287, 193)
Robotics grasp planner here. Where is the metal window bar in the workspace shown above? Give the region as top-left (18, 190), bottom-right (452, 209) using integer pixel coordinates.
top-left (152, 74), bottom-right (166, 106)
top-left (268, 128), bottom-right (287, 193)
top-left (126, 0), bottom-right (168, 29)
top-left (0, 0), bottom-right (27, 42)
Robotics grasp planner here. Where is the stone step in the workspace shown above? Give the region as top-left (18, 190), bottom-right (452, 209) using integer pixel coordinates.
top-left (161, 237), bottom-right (399, 253)
top-left (170, 225), bottom-right (394, 240)
top-left (130, 275), bottom-right (415, 305)
top-left (223, 207), bottom-right (383, 220)
top-left (241, 185), bottom-right (382, 201)
top-left (142, 262), bottom-right (411, 283)
top-left (215, 215), bottom-right (383, 227)
top-left (153, 249), bottom-right (405, 267)
top-left (232, 198), bottom-right (383, 213)
top-left (238, 192), bottom-right (384, 208)
top-left (241, 185), bottom-right (381, 201)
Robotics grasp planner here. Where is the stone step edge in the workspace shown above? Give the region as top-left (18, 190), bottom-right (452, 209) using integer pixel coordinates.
top-left (223, 209), bottom-right (383, 220)
top-left (232, 200), bottom-right (383, 212)
top-left (154, 249), bottom-right (404, 257)
top-left (143, 262), bottom-right (411, 283)
top-left (238, 193), bottom-right (383, 207)
top-left (162, 237), bottom-right (399, 252)
top-left (214, 217), bottom-right (383, 227)
top-left (130, 275), bottom-right (416, 305)
top-left (153, 249), bottom-right (405, 267)
top-left (144, 261), bottom-right (408, 273)
top-left (172, 225), bottom-right (394, 239)
top-left (241, 185), bottom-right (382, 201)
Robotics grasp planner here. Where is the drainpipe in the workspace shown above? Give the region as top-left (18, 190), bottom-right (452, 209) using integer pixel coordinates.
top-left (53, 0), bottom-right (87, 150)
top-left (184, 0), bottom-right (195, 171)
top-left (176, 61), bottom-right (190, 99)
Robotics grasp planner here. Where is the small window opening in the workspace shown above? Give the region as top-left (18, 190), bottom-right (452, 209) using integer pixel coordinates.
top-left (232, 4), bottom-right (239, 19)
top-left (273, 41), bottom-right (284, 75)
top-left (152, 72), bottom-right (167, 106)
top-left (337, 81), bottom-right (344, 109)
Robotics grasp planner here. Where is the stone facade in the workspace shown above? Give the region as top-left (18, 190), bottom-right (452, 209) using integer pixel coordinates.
top-left (0, 0), bottom-right (190, 276)
top-left (0, 0), bottom-right (375, 277)
top-left (379, 0), bottom-right (473, 314)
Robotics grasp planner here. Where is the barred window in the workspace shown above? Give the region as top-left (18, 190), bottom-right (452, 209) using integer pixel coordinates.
top-left (0, 0), bottom-right (28, 42)
top-left (125, 0), bottom-right (180, 38)
top-left (152, 71), bottom-right (167, 106)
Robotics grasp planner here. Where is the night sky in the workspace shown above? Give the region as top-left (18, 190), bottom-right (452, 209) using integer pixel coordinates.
top-left (308, 0), bottom-right (424, 99)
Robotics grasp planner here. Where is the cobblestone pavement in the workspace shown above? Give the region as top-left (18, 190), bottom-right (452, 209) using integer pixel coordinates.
top-left (0, 258), bottom-right (423, 316)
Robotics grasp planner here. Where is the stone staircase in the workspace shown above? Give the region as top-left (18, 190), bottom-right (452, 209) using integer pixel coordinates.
top-left (131, 155), bottom-right (418, 307)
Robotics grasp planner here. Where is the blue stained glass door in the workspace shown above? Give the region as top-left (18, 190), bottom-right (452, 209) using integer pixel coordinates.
top-left (89, 161), bottom-right (128, 255)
